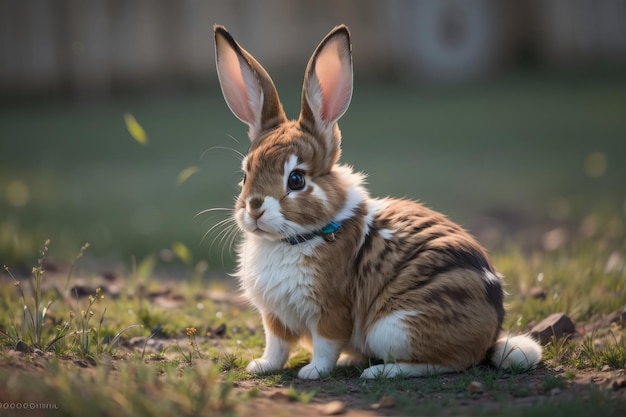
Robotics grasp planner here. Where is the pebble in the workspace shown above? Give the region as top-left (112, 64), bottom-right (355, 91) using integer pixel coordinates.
top-left (468, 381), bottom-right (484, 395)
top-left (612, 378), bottom-right (626, 391)
top-left (530, 313), bottom-right (577, 345)
top-left (14, 340), bottom-right (33, 353)
top-left (321, 400), bottom-right (346, 415)
top-left (372, 395), bottom-right (396, 409)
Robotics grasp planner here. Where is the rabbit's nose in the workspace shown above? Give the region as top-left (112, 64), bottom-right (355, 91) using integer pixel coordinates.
top-left (247, 197), bottom-right (265, 219)
top-left (249, 197), bottom-right (264, 210)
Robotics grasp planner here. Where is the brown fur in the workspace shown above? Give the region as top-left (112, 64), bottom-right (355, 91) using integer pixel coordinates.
top-left (240, 120), bottom-right (504, 370)
top-left (241, 122), bottom-right (347, 229)
top-left (215, 24), bottom-right (510, 375)
top-left (307, 198), bottom-right (501, 370)
top-left (264, 312), bottom-right (300, 343)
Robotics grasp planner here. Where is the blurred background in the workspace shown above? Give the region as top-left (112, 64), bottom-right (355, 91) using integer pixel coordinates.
top-left (1, 0), bottom-right (625, 277)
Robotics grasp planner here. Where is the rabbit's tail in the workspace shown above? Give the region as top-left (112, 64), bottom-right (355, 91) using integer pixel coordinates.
top-left (490, 334), bottom-right (542, 370)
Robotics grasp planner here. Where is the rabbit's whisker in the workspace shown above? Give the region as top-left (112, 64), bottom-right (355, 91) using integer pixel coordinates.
top-left (200, 144), bottom-right (245, 162)
top-left (195, 207), bottom-right (233, 219)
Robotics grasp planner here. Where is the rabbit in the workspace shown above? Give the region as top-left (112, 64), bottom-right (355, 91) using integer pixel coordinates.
top-left (213, 24), bottom-right (542, 380)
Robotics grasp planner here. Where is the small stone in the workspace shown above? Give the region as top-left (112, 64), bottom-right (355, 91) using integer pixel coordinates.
top-left (214, 323), bottom-right (227, 337)
top-left (468, 381), bottom-right (484, 395)
top-left (612, 378), bottom-right (626, 391)
top-left (550, 387), bottom-right (561, 397)
top-left (14, 340), bottom-right (33, 353)
top-left (372, 395), bottom-right (396, 409)
top-left (601, 365), bottom-right (611, 372)
top-left (321, 400), bottom-right (346, 415)
top-left (530, 313), bottom-right (577, 345)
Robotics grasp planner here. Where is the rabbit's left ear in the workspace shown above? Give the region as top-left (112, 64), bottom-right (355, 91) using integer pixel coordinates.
top-left (299, 25), bottom-right (353, 138)
top-left (214, 25), bottom-right (287, 141)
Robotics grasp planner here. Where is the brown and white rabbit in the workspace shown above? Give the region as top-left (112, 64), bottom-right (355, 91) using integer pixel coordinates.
top-left (213, 24), bottom-right (541, 380)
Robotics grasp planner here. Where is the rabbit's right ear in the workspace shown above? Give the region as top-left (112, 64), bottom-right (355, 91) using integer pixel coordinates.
top-left (299, 25), bottom-right (353, 140)
top-left (214, 25), bottom-right (287, 140)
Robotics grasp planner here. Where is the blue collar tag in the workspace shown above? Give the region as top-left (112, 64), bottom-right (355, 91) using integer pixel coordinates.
top-left (283, 221), bottom-right (341, 245)
top-left (320, 221), bottom-right (341, 235)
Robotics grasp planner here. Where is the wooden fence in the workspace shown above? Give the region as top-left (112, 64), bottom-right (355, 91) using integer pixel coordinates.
top-left (1, 0), bottom-right (625, 99)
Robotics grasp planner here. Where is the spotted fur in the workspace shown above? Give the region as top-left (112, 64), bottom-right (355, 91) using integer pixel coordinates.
top-left (214, 24), bottom-right (542, 379)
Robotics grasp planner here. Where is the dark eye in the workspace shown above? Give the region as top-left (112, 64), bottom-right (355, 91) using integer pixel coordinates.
top-left (287, 170), bottom-right (306, 191)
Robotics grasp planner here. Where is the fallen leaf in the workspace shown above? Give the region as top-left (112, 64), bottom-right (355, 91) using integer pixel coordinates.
top-left (177, 166), bottom-right (200, 185)
top-left (124, 113), bottom-right (148, 145)
top-left (172, 241), bottom-right (193, 265)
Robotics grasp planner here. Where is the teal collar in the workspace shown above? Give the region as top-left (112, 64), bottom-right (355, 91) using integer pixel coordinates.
top-left (283, 221), bottom-right (341, 245)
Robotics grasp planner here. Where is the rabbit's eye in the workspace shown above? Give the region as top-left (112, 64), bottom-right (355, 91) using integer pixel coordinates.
top-left (287, 170), bottom-right (306, 191)
top-left (239, 172), bottom-right (247, 187)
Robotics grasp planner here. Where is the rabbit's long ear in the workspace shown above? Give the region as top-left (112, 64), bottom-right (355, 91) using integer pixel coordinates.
top-left (214, 25), bottom-right (287, 140)
top-left (299, 25), bottom-right (353, 140)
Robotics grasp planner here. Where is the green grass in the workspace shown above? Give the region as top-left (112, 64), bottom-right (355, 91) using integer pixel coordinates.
top-left (1, 71), bottom-right (626, 416)
top-left (0, 357), bottom-right (239, 417)
top-left (1, 70), bottom-right (626, 269)
top-left (543, 330), bottom-right (626, 371)
top-left (0, 230), bottom-right (625, 416)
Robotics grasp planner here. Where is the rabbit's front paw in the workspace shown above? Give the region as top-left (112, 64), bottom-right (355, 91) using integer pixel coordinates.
top-left (246, 358), bottom-right (281, 374)
top-left (297, 363), bottom-right (332, 380)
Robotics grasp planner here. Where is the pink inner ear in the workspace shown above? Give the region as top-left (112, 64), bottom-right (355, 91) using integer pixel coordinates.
top-left (218, 43), bottom-right (254, 123)
top-left (314, 39), bottom-right (351, 124)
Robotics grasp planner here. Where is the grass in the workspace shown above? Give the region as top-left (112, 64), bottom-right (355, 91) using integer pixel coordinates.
top-left (1, 71), bottom-right (626, 415)
top-left (1, 70), bottom-right (626, 269)
top-left (0, 357), bottom-right (239, 417)
top-left (0, 229), bottom-right (625, 416)
top-left (543, 330), bottom-right (626, 371)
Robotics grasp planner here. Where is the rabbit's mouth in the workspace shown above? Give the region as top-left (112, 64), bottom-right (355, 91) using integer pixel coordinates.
top-left (251, 227), bottom-right (271, 237)
top-left (243, 219), bottom-right (283, 241)
top-left (255, 217), bottom-right (285, 237)
top-left (249, 227), bottom-right (287, 243)
top-left (237, 205), bottom-right (317, 242)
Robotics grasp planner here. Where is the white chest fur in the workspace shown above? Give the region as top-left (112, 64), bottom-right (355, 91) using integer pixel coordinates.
top-left (237, 236), bottom-right (321, 333)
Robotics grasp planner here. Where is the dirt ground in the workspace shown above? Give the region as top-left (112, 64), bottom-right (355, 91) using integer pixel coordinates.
top-left (4, 347), bottom-right (625, 417)
top-left (2, 271), bottom-right (625, 416)
top-left (231, 366), bottom-right (626, 416)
